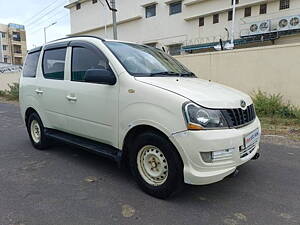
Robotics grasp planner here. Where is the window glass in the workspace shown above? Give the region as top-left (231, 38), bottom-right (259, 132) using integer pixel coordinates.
top-left (260, 4), bottom-right (267, 14)
top-left (231, 0), bottom-right (239, 4)
top-left (213, 14), bottom-right (219, 24)
top-left (199, 17), bottom-right (204, 26)
top-left (23, 51), bottom-right (41, 78)
top-left (76, 3), bottom-right (81, 10)
top-left (43, 48), bottom-right (66, 80)
top-left (169, 1), bottom-right (182, 15)
top-left (12, 32), bottom-right (21, 41)
top-left (244, 7), bottom-right (252, 17)
top-left (168, 44), bottom-right (182, 56)
top-left (280, 0), bottom-right (289, 10)
top-left (146, 4), bottom-right (156, 18)
top-left (105, 41), bottom-right (192, 77)
top-left (71, 47), bottom-right (109, 82)
top-left (228, 10), bottom-right (233, 21)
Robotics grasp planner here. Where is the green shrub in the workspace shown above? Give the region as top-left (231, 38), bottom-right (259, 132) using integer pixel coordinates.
top-left (252, 90), bottom-right (300, 119)
top-left (0, 83), bottom-right (19, 101)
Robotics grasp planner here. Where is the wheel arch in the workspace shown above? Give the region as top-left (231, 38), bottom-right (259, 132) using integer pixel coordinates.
top-left (121, 124), bottom-right (184, 168)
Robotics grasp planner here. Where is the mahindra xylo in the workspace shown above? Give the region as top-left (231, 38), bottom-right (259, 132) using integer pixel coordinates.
top-left (20, 36), bottom-right (261, 198)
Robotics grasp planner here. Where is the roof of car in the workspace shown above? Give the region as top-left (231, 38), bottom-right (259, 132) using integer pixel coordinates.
top-left (27, 35), bottom-right (142, 53)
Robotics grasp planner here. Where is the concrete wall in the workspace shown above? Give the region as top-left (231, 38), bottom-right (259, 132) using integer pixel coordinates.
top-left (175, 43), bottom-right (300, 106)
top-left (0, 72), bottom-right (20, 91)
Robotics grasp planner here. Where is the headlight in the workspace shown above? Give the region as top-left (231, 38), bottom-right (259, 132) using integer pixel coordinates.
top-left (183, 102), bottom-right (228, 130)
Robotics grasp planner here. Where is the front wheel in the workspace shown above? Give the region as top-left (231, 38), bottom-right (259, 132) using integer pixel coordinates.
top-left (129, 132), bottom-right (183, 199)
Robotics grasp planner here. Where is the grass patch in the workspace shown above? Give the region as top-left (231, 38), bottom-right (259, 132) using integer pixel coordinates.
top-left (0, 83), bottom-right (19, 101)
top-left (252, 91), bottom-right (300, 141)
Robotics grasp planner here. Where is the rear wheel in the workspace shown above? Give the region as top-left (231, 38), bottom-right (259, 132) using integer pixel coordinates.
top-left (129, 131), bottom-right (183, 199)
top-left (26, 112), bottom-right (49, 150)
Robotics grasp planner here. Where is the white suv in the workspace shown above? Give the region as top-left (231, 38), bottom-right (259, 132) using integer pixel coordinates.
top-left (20, 36), bottom-right (261, 198)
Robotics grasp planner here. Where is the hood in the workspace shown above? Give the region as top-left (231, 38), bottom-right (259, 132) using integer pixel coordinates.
top-left (135, 77), bottom-right (252, 109)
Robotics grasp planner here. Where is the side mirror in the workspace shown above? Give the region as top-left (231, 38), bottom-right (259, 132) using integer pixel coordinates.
top-left (84, 69), bottom-right (116, 85)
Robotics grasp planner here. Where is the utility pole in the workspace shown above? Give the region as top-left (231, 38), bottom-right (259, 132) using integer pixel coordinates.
top-left (111, 0), bottom-right (117, 40)
top-left (231, 0), bottom-right (236, 47)
top-left (105, 0), bottom-right (118, 40)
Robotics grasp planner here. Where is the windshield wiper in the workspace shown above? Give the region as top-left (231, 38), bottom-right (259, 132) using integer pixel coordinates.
top-left (179, 72), bottom-right (196, 77)
top-left (149, 71), bottom-right (179, 77)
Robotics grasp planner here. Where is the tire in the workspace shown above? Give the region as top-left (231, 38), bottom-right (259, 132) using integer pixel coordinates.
top-left (26, 112), bottom-right (49, 150)
top-left (129, 131), bottom-right (183, 199)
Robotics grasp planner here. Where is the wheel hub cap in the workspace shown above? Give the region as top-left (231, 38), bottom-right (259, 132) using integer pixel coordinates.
top-left (30, 120), bottom-right (41, 143)
top-left (137, 145), bottom-right (168, 186)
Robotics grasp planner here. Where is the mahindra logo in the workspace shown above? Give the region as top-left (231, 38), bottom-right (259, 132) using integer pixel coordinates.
top-left (240, 100), bottom-right (247, 109)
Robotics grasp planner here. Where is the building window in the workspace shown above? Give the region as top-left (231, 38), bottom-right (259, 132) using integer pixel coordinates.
top-left (231, 0), bottom-right (239, 5)
top-left (4, 57), bottom-right (8, 63)
top-left (76, 3), bottom-right (81, 10)
top-left (260, 4), bottom-right (267, 14)
top-left (2, 45), bottom-right (7, 51)
top-left (199, 17), bottom-right (204, 26)
top-left (213, 14), bottom-right (219, 24)
top-left (1, 32), bottom-right (6, 38)
top-left (12, 32), bottom-right (21, 41)
top-left (228, 10), bottom-right (233, 21)
top-left (168, 44), bottom-right (182, 56)
top-left (13, 45), bottom-right (22, 54)
top-left (244, 7), bottom-right (251, 17)
top-left (145, 4), bottom-right (156, 18)
top-left (280, 0), bottom-right (289, 10)
top-left (169, 1), bottom-right (182, 15)
top-left (92, 0), bottom-right (97, 3)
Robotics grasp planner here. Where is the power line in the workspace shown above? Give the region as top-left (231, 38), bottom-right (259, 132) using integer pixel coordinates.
top-left (27, 13), bottom-right (69, 35)
top-left (23, 0), bottom-right (63, 24)
top-left (25, 0), bottom-right (68, 27)
top-left (26, 8), bottom-right (66, 29)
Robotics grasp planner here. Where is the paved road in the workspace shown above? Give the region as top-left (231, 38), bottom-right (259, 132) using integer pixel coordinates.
top-left (0, 102), bottom-right (299, 225)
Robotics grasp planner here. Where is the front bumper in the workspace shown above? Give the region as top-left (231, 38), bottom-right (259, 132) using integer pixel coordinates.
top-left (170, 117), bottom-right (261, 185)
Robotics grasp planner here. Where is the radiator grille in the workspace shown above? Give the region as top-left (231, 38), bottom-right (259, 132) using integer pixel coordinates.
top-left (221, 104), bottom-right (256, 128)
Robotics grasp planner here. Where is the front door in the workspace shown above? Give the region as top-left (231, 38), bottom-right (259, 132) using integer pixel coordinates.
top-left (65, 42), bottom-right (119, 147)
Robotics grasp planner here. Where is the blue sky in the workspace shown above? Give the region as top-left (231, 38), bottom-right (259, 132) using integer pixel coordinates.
top-left (0, 0), bottom-right (70, 49)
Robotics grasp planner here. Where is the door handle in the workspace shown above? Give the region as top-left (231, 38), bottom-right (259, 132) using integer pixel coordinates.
top-left (66, 95), bottom-right (77, 102)
top-left (35, 89), bottom-right (43, 94)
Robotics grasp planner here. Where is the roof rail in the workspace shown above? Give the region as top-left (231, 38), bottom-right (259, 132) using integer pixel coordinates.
top-left (48, 35), bottom-right (105, 43)
top-left (27, 35), bottom-right (106, 53)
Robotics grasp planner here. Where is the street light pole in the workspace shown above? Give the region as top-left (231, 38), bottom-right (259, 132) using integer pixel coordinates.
top-left (44, 22), bottom-right (57, 43)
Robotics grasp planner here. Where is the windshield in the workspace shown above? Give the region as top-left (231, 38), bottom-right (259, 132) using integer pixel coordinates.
top-left (104, 41), bottom-right (195, 77)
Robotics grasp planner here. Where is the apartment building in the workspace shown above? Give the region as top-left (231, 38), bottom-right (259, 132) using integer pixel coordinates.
top-left (0, 23), bottom-right (27, 64)
top-left (65, 0), bottom-right (300, 54)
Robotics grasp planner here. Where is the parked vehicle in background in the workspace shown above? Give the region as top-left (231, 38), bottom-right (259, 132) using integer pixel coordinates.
top-left (19, 36), bottom-right (261, 198)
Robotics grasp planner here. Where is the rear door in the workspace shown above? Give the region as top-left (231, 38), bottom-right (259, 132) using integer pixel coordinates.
top-left (38, 43), bottom-right (69, 131)
top-left (64, 41), bottom-right (119, 147)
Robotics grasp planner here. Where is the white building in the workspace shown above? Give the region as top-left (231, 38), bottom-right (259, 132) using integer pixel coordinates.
top-left (65, 0), bottom-right (300, 54)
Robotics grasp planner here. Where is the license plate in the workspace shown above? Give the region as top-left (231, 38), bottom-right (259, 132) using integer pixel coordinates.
top-left (244, 128), bottom-right (260, 148)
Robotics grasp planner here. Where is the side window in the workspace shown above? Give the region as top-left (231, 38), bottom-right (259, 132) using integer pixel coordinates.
top-left (42, 48), bottom-right (66, 80)
top-left (71, 47), bottom-right (109, 82)
top-left (23, 51), bottom-right (41, 78)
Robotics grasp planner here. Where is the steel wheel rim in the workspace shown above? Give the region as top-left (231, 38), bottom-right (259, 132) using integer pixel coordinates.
top-left (137, 145), bottom-right (168, 186)
top-left (30, 120), bottom-right (41, 143)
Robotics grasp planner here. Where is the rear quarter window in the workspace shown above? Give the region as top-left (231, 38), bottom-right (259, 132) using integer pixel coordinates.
top-left (23, 51), bottom-right (41, 77)
top-left (42, 48), bottom-right (66, 80)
